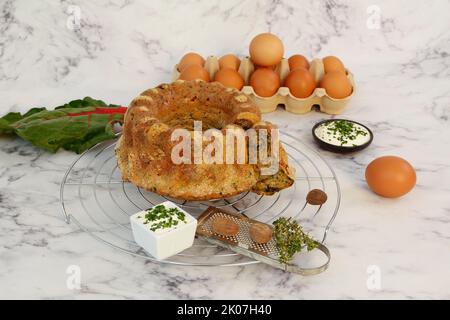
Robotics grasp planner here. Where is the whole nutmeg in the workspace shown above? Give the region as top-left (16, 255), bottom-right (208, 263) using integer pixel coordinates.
top-left (249, 222), bottom-right (273, 244)
top-left (212, 217), bottom-right (239, 237)
top-left (306, 189), bottom-right (328, 205)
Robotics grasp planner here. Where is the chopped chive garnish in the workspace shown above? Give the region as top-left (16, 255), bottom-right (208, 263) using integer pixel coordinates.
top-left (141, 205), bottom-right (187, 231)
top-left (323, 120), bottom-right (368, 146)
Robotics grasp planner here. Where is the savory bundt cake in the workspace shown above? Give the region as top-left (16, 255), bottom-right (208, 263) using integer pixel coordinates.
top-left (116, 80), bottom-right (295, 200)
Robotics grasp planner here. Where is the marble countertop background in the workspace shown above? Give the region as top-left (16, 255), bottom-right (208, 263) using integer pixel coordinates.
top-left (1, 0), bottom-right (449, 299)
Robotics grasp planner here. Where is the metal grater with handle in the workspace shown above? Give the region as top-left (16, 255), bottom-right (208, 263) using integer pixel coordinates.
top-left (196, 207), bottom-right (331, 275)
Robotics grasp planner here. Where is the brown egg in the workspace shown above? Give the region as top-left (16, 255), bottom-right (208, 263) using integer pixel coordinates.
top-left (288, 54), bottom-right (310, 71)
top-left (249, 33), bottom-right (284, 67)
top-left (323, 56), bottom-right (345, 74)
top-left (254, 64), bottom-right (276, 70)
top-left (284, 68), bottom-right (316, 98)
top-left (319, 71), bottom-right (352, 99)
top-left (179, 64), bottom-right (210, 82)
top-left (178, 52), bottom-right (205, 72)
top-left (219, 54), bottom-right (241, 71)
top-left (214, 68), bottom-right (244, 90)
top-left (249, 68), bottom-right (280, 97)
top-left (365, 156), bottom-right (416, 198)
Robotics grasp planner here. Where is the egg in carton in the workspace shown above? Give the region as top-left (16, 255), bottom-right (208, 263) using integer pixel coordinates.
top-left (172, 56), bottom-right (355, 115)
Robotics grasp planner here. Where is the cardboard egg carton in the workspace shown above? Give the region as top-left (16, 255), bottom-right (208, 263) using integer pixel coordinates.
top-left (173, 56), bottom-right (355, 114)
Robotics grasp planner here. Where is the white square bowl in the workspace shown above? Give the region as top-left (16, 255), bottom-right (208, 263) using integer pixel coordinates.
top-left (129, 201), bottom-right (197, 260)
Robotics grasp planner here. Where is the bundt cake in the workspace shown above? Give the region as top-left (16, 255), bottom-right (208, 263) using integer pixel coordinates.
top-left (116, 80), bottom-right (295, 200)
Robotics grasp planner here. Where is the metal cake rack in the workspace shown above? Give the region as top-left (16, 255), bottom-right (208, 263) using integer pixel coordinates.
top-left (60, 131), bottom-right (340, 268)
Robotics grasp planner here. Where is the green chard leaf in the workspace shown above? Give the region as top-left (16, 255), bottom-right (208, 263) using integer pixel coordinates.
top-left (0, 97), bottom-right (125, 153)
top-left (0, 108), bottom-right (46, 134)
top-left (54, 96), bottom-right (118, 110)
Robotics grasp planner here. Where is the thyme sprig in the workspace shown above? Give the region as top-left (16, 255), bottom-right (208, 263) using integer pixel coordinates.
top-left (272, 217), bottom-right (318, 264)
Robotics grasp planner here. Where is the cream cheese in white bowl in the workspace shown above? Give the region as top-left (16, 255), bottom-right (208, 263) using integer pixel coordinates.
top-left (130, 201), bottom-right (197, 260)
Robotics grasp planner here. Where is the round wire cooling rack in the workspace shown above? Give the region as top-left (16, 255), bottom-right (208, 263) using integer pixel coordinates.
top-left (60, 131), bottom-right (341, 267)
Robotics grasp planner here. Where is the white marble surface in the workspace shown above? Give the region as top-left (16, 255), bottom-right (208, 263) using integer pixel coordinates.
top-left (1, 0), bottom-right (450, 299)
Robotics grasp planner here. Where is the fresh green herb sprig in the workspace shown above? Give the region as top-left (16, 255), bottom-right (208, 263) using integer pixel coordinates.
top-left (325, 120), bottom-right (368, 146)
top-left (272, 217), bottom-right (318, 264)
top-left (142, 205), bottom-right (187, 232)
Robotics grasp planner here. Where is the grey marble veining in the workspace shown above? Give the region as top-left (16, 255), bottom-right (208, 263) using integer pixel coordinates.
top-left (1, 0), bottom-right (450, 299)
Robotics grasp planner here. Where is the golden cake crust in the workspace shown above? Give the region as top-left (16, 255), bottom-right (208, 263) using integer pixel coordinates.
top-left (116, 80), bottom-right (294, 200)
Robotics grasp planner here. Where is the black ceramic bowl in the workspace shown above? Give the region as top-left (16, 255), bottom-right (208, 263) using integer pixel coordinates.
top-left (312, 119), bottom-right (373, 153)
